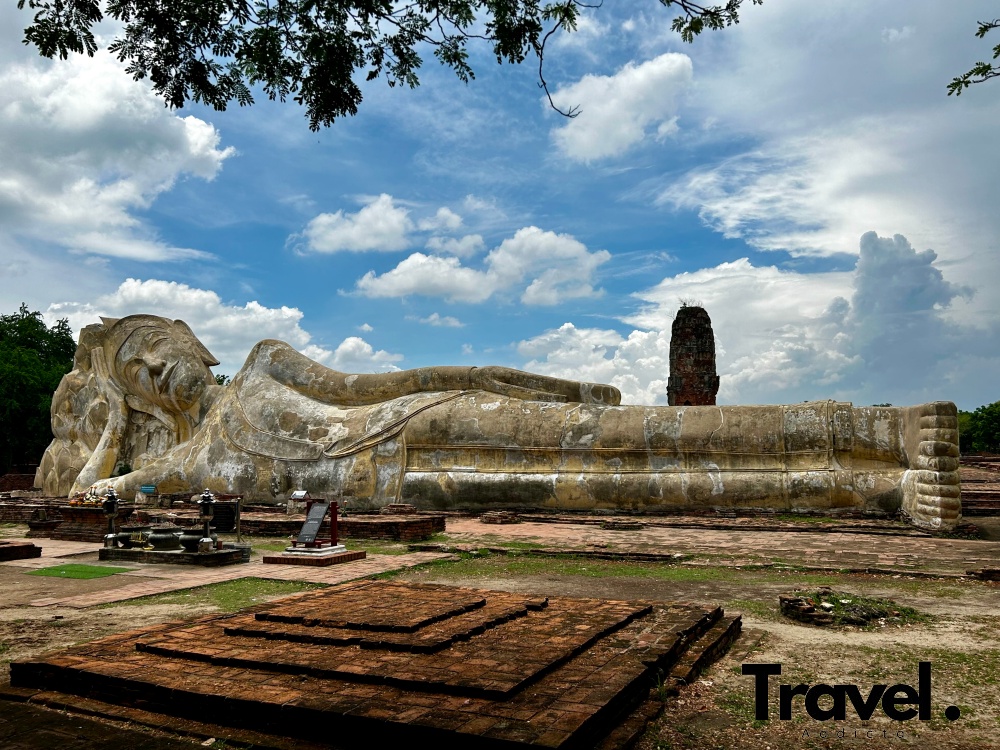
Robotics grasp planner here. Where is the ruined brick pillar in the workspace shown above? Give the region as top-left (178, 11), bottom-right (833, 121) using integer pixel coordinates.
top-left (667, 305), bottom-right (720, 406)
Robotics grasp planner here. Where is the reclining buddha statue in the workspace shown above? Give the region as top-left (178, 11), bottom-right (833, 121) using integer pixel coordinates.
top-left (36, 314), bottom-right (961, 530)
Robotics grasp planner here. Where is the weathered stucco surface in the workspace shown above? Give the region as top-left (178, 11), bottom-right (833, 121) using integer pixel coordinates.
top-left (36, 315), bottom-right (961, 531)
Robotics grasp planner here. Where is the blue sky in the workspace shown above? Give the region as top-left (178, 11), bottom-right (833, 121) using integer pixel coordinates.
top-left (1, 1), bottom-right (997, 410)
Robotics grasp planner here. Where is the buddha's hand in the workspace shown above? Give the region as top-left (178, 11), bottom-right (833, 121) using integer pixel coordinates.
top-left (470, 366), bottom-right (620, 405)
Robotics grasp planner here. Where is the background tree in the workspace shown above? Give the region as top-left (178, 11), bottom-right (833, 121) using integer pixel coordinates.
top-left (0, 305), bottom-right (76, 475)
top-left (16, 0), bottom-right (762, 129)
top-left (963, 401), bottom-right (1000, 454)
top-left (957, 409), bottom-right (974, 454)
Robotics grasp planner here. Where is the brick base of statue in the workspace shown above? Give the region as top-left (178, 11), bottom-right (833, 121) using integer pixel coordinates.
top-left (262, 548), bottom-right (367, 566)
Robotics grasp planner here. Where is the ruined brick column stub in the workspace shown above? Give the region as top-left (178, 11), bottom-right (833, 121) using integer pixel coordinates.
top-left (667, 305), bottom-right (720, 406)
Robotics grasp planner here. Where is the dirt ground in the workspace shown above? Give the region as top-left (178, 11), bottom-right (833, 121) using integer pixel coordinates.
top-left (2, 519), bottom-right (1000, 750)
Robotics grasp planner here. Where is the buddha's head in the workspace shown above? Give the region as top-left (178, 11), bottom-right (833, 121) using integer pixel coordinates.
top-left (101, 315), bottom-right (219, 414)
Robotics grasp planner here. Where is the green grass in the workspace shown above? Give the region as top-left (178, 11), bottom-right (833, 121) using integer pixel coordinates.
top-left (106, 577), bottom-right (326, 612)
top-left (491, 539), bottom-right (548, 550)
top-left (28, 564), bottom-right (134, 579)
top-left (346, 539), bottom-right (412, 555)
top-left (387, 553), bottom-right (875, 585)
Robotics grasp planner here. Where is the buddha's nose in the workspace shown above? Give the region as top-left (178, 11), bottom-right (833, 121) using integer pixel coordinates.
top-left (145, 358), bottom-right (167, 377)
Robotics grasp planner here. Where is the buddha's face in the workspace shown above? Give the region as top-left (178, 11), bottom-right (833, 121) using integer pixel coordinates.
top-left (109, 318), bottom-right (217, 414)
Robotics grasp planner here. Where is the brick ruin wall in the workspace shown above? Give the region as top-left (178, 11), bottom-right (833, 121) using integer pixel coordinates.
top-left (667, 305), bottom-right (720, 406)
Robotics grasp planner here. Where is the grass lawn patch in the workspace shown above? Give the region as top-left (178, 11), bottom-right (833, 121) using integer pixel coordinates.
top-left (28, 564), bottom-right (134, 579)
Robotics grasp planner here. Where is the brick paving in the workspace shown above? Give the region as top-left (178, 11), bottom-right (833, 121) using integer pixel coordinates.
top-left (442, 517), bottom-right (1000, 576)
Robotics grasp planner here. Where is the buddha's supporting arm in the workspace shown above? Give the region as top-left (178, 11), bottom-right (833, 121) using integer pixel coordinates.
top-left (245, 340), bottom-right (621, 406)
top-left (70, 348), bottom-right (129, 495)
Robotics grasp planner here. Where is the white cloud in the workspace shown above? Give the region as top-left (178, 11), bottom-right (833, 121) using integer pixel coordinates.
top-left (662, 0), bottom-right (1000, 325)
top-left (526, 231), bottom-right (993, 409)
top-left (47, 281), bottom-right (303, 378)
top-left (46, 278), bottom-right (402, 377)
top-left (425, 234), bottom-right (485, 257)
top-left (658, 126), bottom-right (905, 257)
top-left (553, 13), bottom-right (609, 59)
top-left (417, 313), bottom-right (464, 328)
top-left (306, 337), bottom-right (403, 373)
top-left (357, 323), bottom-right (374, 332)
top-left (517, 323), bottom-right (672, 406)
top-left (291, 194), bottom-right (414, 253)
top-left (550, 53), bottom-right (693, 161)
top-left (490, 227), bottom-right (611, 305)
top-left (356, 253), bottom-right (494, 303)
top-left (0, 51), bottom-right (233, 262)
top-left (418, 207), bottom-right (463, 232)
top-left (355, 226), bottom-right (610, 305)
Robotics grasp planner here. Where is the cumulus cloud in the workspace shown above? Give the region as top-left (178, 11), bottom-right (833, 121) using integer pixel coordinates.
top-left (0, 50), bottom-right (233, 262)
top-left (425, 234), bottom-right (485, 257)
top-left (307, 337), bottom-right (403, 372)
top-left (47, 278), bottom-right (403, 376)
top-left (527, 231), bottom-right (988, 408)
top-left (355, 226), bottom-right (610, 305)
top-left (550, 53), bottom-right (693, 161)
top-left (356, 253), bottom-right (494, 303)
top-left (418, 207), bottom-right (463, 232)
top-left (518, 323), bottom-right (673, 405)
top-left (661, 1), bottom-right (1000, 322)
top-left (291, 194), bottom-right (414, 253)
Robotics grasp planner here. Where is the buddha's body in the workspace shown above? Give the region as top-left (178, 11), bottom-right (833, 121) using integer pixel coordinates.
top-left (36, 315), bottom-right (961, 530)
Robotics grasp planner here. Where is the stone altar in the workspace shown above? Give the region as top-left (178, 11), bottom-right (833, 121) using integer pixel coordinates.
top-left (36, 315), bottom-right (961, 531)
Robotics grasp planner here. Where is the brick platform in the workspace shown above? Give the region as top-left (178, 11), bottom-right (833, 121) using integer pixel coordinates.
top-left (98, 547), bottom-right (246, 566)
top-left (10, 581), bottom-right (740, 749)
top-left (262, 549), bottom-right (367, 566)
top-left (0, 540), bottom-right (41, 561)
